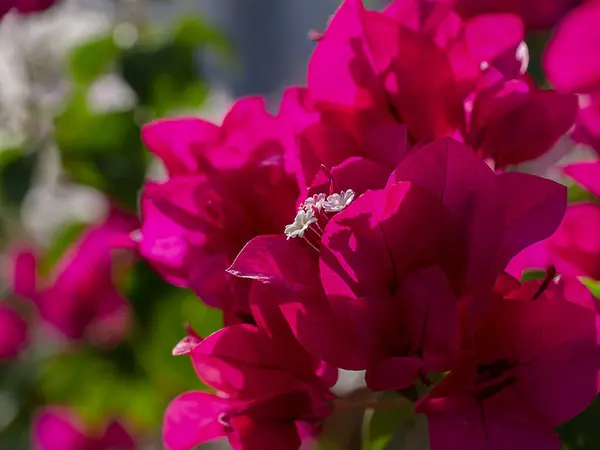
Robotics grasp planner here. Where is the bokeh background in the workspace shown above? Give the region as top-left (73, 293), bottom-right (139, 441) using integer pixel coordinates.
top-left (1, 1), bottom-right (599, 449)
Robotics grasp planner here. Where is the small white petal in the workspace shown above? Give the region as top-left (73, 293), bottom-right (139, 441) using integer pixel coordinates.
top-left (323, 189), bottom-right (355, 212)
top-left (284, 209), bottom-right (317, 239)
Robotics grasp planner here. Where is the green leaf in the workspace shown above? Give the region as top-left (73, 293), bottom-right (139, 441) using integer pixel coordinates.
top-left (525, 31), bottom-right (551, 88)
top-left (521, 269), bottom-right (547, 282)
top-left (39, 221), bottom-right (88, 276)
top-left (172, 16), bottom-right (235, 64)
top-left (69, 35), bottom-right (120, 85)
top-left (54, 90), bottom-right (146, 210)
top-left (119, 41), bottom-right (209, 116)
top-left (568, 183), bottom-right (600, 205)
top-left (363, 393), bottom-right (413, 450)
top-left (581, 278), bottom-right (600, 299)
top-left (559, 394), bottom-right (600, 450)
top-left (0, 149), bottom-right (37, 207)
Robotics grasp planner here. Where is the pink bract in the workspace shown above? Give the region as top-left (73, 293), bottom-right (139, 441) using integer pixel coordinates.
top-left (33, 406), bottom-right (136, 450)
top-left (163, 324), bottom-right (336, 450)
top-left (13, 207), bottom-right (138, 347)
top-left (0, 304), bottom-right (28, 359)
top-left (417, 276), bottom-right (600, 450)
top-left (139, 97), bottom-right (299, 324)
top-left (229, 138), bottom-right (566, 390)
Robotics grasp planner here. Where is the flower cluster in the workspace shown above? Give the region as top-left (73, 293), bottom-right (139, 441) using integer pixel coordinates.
top-left (0, 207), bottom-right (139, 359)
top-left (134, 0), bottom-right (600, 449)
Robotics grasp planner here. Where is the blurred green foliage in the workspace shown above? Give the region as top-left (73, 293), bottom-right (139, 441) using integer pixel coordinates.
top-left (0, 10), bottom-right (232, 449)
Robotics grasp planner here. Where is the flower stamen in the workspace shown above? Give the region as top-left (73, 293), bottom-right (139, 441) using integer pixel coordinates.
top-left (284, 189), bottom-right (356, 244)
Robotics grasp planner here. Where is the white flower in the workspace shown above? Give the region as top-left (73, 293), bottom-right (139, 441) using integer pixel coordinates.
top-left (302, 193), bottom-right (326, 211)
top-left (323, 189), bottom-right (355, 212)
top-left (284, 209), bottom-right (317, 239)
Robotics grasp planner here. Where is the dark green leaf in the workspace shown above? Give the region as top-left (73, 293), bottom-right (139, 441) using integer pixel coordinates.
top-left (69, 35), bottom-right (120, 85)
top-left (173, 16), bottom-right (235, 64)
top-left (39, 221), bottom-right (88, 276)
top-left (0, 149), bottom-right (37, 207)
top-left (119, 41), bottom-right (208, 116)
top-left (559, 394), bottom-right (600, 450)
top-left (525, 31), bottom-right (551, 88)
top-left (54, 91), bottom-right (146, 210)
top-left (521, 269), bottom-right (547, 282)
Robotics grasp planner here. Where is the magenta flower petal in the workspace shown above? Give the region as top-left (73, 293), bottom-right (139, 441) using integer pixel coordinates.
top-left (36, 208), bottom-right (137, 343)
top-left (544, 0), bottom-right (600, 93)
top-left (360, 6), bottom-right (463, 140)
top-left (32, 408), bottom-right (90, 450)
top-left (230, 415), bottom-right (301, 450)
top-left (191, 325), bottom-right (310, 400)
top-left (307, 0), bottom-right (390, 114)
top-left (426, 407), bottom-right (561, 450)
top-left (86, 289), bottom-right (131, 348)
top-left (496, 171), bottom-right (567, 268)
top-left (249, 283), bottom-right (332, 383)
top-left (100, 420), bottom-right (136, 449)
top-left (228, 235), bottom-right (365, 369)
top-left (308, 156), bottom-right (389, 198)
top-left (142, 118), bottom-right (220, 176)
top-left (228, 235), bottom-right (315, 286)
top-left (365, 356), bottom-right (424, 392)
top-left (572, 95), bottom-right (600, 155)
top-left (389, 137), bottom-right (503, 295)
top-left (13, 0), bottom-right (58, 14)
top-left (469, 77), bottom-right (578, 168)
top-left (5, 246), bottom-right (38, 301)
top-left (418, 276), bottom-right (600, 450)
top-left (163, 392), bottom-right (228, 450)
top-left (546, 203), bottom-right (600, 279)
top-left (454, 0), bottom-right (581, 31)
top-left (508, 203), bottom-right (600, 280)
top-left (319, 183), bottom-right (454, 375)
top-left (0, 305), bottom-right (28, 359)
top-left (460, 13), bottom-right (525, 77)
top-left (563, 161), bottom-right (600, 198)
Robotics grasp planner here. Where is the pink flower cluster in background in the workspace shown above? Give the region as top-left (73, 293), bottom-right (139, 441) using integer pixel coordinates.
top-left (0, 207), bottom-right (139, 359)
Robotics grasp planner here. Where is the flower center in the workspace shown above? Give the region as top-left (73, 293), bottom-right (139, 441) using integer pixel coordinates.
top-left (284, 190), bottom-right (356, 250)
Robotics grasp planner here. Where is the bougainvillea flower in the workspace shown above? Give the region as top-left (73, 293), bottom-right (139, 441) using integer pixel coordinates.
top-left (388, 138), bottom-right (567, 297)
top-left (0, 304), bottom-right (27, 359)
top-left (139, 97), bottom-right (299, 324)
top-left (33, 406), bottom-right (136, 450)
top-left (163, 324), bottom-right (336, 450)
top-left (417, 275), bottom-right (600, 450)
top-left (307, 0), bottom-right (530, 144)
top-left (544, 0), bottom-right (600, 94)
top-left (467, 75), bottom-right (578, 169)
top-left (451, 0), bottom-right (582, 30)
top-left (277, 87), bottom-right (408, 195)
top-left (229, 138), bottom-right (567, 390)
top-left (308, 0), bottom-right (463, 142)
top-left (16, 208), bottom-right (138, 347)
